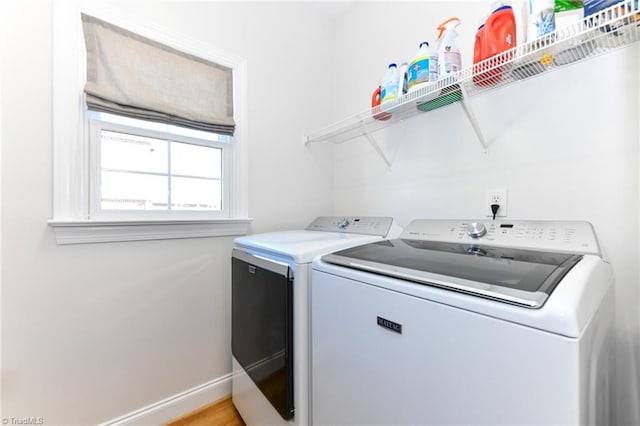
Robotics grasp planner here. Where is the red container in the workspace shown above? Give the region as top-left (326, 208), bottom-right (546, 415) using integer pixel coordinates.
top-left (371, 86), bottom-right (391, 120)
top-left (485, 5), bottom-right (516, 58)
top-left (473, 23), bottom-right (487, 69)
top-left (473, 5), bottom-right (516, 87)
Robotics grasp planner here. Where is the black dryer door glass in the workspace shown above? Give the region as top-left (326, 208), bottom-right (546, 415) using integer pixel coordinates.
top-left (231, 250), bottom-right (294, 420)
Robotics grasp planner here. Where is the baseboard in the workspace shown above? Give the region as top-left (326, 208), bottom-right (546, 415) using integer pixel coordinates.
top-left (98, 373), bottom-right (232, 426)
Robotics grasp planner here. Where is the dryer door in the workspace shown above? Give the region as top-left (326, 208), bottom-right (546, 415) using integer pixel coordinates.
top-left (231, 249), bottom-right (294, 420)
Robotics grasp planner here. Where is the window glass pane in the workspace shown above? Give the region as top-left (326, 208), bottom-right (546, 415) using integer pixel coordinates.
top-left (171, 143), bottom-right (221, 178)
top-left (101, 130), bottom-right (168, 174)
top-left (171, 177), bottom-right (221, 211)
top-left (101, 171), bottom-right (168, 210)
top-left (94, 123), bottom-right (226, 215)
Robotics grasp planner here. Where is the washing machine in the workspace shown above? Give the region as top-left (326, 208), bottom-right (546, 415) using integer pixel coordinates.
top-left (311, 219), bottom-right (615, 426)
top-left (231, 216), bottom-right (400, 426)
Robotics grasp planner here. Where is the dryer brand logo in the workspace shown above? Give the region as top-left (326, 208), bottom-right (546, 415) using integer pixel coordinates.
top-left (377, 316), bottom-right (402, 334)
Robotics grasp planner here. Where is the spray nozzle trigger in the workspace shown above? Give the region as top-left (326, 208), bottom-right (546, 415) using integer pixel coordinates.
top-left (436, 17), bottom-right (461, 39)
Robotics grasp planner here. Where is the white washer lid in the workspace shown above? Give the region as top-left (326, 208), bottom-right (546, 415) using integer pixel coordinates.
top-left (234, 230), bottom-right (384, 263)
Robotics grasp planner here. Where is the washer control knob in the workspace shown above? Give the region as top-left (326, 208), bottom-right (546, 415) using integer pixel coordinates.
top-left (467, 222), bottom-right (487, 239)
top-left (337, 218), bottom-right (350, 229)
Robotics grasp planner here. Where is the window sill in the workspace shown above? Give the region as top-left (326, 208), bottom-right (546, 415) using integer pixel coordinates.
top-left (48, 217), bottom-right (253, 245)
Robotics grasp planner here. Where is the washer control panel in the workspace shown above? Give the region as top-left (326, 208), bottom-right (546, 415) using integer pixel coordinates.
top-left (401, 219), bottom-right (601, 256)
top-left (307, 216), bottom-right (393, 237)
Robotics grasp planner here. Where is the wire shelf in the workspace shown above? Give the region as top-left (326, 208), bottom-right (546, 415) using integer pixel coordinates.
top-left (304, 0), bottom-right (640, 147)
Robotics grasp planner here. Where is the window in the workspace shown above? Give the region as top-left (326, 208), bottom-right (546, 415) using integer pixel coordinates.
top-left (89, 113), bottom-right (231, 218)
top-left (49, 2), bottom-right (250, 244)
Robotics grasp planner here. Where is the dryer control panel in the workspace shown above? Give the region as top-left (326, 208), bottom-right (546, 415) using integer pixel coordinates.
top-left (307, 216), bottom-right (393, 237)
top-left (401, 220), bottom-right (601, 256)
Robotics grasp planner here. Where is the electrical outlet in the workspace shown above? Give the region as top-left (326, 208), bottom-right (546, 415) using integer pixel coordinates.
top-left (486, 189), bottom-right (508, 218)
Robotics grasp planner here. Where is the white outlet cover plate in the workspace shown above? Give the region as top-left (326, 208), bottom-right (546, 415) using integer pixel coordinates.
top-left (486, 189), bottom-right (508, 217)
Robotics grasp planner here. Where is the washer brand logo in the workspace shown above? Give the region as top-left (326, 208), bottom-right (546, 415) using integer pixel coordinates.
top-left (377, 316), bottom-right (402, 334)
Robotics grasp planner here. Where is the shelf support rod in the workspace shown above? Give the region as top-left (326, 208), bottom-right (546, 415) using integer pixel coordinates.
top-left (459, 85), bottom-right (488, 153)
top-left (360, 120), bottom-right (392, 168)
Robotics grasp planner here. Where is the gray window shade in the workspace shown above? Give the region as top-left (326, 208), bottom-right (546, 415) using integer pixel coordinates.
top-left (81, 14), bottom-right (235, 136)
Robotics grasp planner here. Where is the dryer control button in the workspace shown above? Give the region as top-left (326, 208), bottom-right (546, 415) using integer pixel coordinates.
top-left (467, 222), bottom-right (487, 239)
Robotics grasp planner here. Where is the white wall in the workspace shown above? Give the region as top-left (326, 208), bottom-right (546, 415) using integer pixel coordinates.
top-left (2, 1), bottom-right (638, 425)
top-left (1, 1), bottom-right (335, 424)
top-left (327, 2), bottom-right (640, 425)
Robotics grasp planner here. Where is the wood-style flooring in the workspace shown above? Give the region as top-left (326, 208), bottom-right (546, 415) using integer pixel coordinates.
top-left (165, 396), bottom-right (245, 426)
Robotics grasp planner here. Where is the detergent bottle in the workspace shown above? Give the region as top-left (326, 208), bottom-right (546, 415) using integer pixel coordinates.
top-left (380, 63), bottom-right (401, 112)
top-left (398, 61), bottom-right (409, 95)
top-left (473, 3), bottom-right (516, 87)
top-left (554, 0), bottom-right (584, 31)
top-left (473, 17), bottom-right (487, 66)
top-left (485, 2), bottom-right (517, 58)
top-left (407, 42), bottom-right (437, 93)
top-left (527, 0), bottom-right (556, 40)
top-left (380, 63), bottom-right (400, 104)
top-left (436, 17), bottom-right (462, 78)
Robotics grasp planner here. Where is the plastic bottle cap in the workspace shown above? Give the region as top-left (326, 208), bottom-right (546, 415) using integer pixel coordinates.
top-left (419, 41), bottom-right (429, 47)
top-left (388, 63), bottom-right (397, 68)
top-left (493, 4), bottom-right (513, 13)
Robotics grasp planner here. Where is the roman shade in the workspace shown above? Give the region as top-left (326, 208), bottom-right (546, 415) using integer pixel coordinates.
top-left (81, 14), bottom-right (235, 135)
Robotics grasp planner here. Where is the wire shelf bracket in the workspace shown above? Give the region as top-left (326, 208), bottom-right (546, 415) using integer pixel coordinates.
top-left (360, 120), bottom-right (392, 167)
top-left (459, 84), bottom-right (489, 153)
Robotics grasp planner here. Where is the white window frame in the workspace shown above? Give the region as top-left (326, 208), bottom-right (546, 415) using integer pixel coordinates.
top-left (89, 117), bottom-right (231, 220)
top-left (49, 1), bottom-right (251, 244)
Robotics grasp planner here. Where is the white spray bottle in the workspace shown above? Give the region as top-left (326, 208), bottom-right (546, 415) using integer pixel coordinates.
top-left (437, 17), bottom-right (462, 78)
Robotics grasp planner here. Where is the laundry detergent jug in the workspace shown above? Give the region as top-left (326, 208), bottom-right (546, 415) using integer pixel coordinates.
top-left (473, 20), bottom-right (487, 65)
top-left (473, 4), bottom-right (516, 86)
top-left (485, 4), bottom-right (517, 58)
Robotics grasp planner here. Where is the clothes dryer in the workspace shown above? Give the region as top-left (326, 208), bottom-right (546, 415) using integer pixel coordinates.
top-left (232, 216), bottom-right (399, 426)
